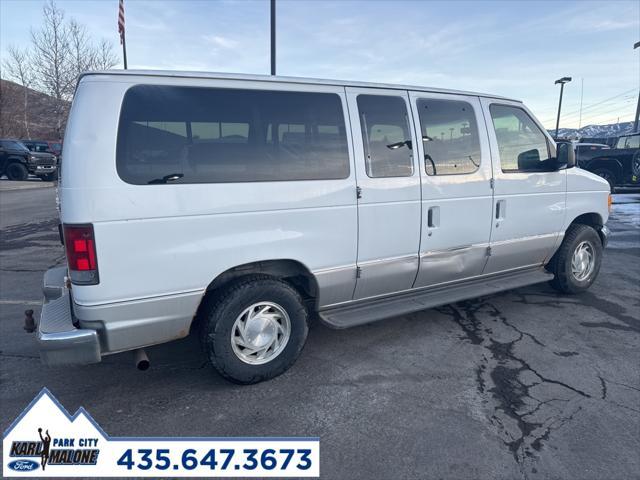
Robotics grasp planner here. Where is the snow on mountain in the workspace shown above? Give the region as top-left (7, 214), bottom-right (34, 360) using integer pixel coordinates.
top-left (548, 121), bottom-right (635, 140)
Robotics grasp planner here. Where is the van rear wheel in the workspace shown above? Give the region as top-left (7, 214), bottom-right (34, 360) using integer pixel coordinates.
top-left (201, 276), bottom-right (309, 384)
top-left (548, 224), bottom-right (602, 294)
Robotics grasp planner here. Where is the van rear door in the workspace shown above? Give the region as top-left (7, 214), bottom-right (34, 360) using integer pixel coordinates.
top-left (346, 88), bottom-right (421, 300)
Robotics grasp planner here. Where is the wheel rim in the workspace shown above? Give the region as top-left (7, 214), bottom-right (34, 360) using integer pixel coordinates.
top-left (571, 241), bottom-right (595, 282)
top-left (230, 302), bottom-right (291, 365)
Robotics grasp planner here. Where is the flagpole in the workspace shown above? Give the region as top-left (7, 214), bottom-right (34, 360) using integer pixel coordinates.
top-left (122, 33), bottom-right (128, 70)
top-left (118, 0), bottom-right (128, 69)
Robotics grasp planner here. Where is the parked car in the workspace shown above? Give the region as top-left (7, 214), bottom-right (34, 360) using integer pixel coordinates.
top-left (46, 140), bottom-right (63, 158)
top-left (580, 137), bottom-right (617, 148)
top-left (575, 142), bottom-right (610, 162)
top-left (0, 139), bottom-right (57, 181)
top-left (37, 71), bottom-right (611, 384)
top-left (22, 139), bottom-right (55, 154)
top-left (577, 133), bottom-right (640, 191)
top-left (21, 140), bottom-right (59, 181)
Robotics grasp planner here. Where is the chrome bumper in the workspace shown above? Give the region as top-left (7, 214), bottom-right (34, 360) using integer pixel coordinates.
top-left (28, 164), bottom-right (57, 174)
top-left (599, 225), bottom-right (610, 248)
top-left (38, 267), bottom-right (101, 366)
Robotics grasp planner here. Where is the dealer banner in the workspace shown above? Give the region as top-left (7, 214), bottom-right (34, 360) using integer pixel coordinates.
top-left (3, 388), bottom-right (319, 477)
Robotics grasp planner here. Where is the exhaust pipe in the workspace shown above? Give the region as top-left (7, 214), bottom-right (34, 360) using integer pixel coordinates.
top-left (134, 349), bottom-right (150, 371)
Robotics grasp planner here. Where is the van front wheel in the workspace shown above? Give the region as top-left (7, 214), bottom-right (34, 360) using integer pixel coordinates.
top-left (202, 276), bottom-right (309, 384)
top-left (548, 224), bottom-right (603, 294)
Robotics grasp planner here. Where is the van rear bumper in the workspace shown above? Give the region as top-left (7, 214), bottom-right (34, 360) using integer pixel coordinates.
top-left (38, 268), bottom-right (203, 363)
top-left (38, 267), bottom-right (101, 366)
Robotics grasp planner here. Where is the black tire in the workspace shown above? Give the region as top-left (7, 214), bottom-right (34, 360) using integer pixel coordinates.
top-left (38, 172), bottom-right (57, 182)
top-left (548, 224), bottom-right (603, 294)
top-left (592, 168), bottom-right (616, 193)
top-left (201, 276), bottom-right (309, 384)
top-left (6, 162), bottom-right (28, 181)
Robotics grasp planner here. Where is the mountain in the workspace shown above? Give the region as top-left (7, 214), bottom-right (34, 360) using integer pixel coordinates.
top-left (0, 79), bottom-right (70, 140)
top-left (549, 121), bottom-right (635, 140)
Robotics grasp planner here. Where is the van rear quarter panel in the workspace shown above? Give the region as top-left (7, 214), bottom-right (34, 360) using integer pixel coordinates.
top-left (61, 75), bottom-right (358, 307)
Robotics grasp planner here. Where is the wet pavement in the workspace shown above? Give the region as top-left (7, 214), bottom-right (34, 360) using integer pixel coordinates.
top-left (1, 186), bottom-right (638, 480)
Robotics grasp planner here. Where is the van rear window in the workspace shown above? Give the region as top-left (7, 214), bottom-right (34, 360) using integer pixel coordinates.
top-left (116, 85), bottom-right (350, 184)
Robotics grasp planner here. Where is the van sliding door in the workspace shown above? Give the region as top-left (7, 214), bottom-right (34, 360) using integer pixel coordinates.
top-left (409, 92), bottom-right (494, 288)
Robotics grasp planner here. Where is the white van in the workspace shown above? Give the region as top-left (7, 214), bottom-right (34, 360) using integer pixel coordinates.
top-left (38, 71), bottom-right (611, 384)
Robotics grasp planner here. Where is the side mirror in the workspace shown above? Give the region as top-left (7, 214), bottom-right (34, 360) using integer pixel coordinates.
top-left (555, 142), bottom-right (575, 169)
top-left (517, 149), bottom-right (541, 170)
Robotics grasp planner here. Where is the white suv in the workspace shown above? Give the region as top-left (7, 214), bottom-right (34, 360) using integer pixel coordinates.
top-left (38, 71), bottom-right (611, 384)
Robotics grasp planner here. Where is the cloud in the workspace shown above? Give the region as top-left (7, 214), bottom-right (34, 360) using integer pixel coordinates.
top-left (128, 19), bottom-right (169, 32)
top-left (1, 0), bottom-right (637, 130)
top-left (203, 35), bottom-right (239, 49)
top-left (566, 15), bottom-right (639, 33)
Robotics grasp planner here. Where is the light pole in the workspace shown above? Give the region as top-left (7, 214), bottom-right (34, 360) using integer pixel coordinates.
top-left (270, 0), bottom-right (276, 75)
top-left (554, 77), bottom-right (572, 139)
top-left (634, 41), bottom-right (639, 133)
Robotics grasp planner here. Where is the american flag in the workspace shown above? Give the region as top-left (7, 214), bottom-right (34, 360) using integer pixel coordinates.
top-left (118, 0), bottom-right (125, 45)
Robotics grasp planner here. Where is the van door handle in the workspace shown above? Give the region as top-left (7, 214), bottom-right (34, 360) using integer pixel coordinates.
top-left (427, 206), bottom-right (440, 230)
top-left (495, 200), bottom-right (506, 226)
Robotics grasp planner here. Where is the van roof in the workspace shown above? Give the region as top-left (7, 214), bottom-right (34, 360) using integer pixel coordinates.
top-left (80, 70), bottom-right (520, 102)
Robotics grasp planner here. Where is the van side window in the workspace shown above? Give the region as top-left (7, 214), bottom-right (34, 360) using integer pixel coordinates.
top-left (190, 122), bottom-right (249, 142)
top-left (117, 85), bottom-right (350, 184)
top-left (489, 105), bottom-right (553, 173)
top-left (417, 98), bottom-right (481, 175)
top-left (356, 95), bottom-right (413, 178)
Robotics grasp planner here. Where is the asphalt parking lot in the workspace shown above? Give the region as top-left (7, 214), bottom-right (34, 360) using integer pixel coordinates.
top-left (1, 180), bottom-right (639, 480)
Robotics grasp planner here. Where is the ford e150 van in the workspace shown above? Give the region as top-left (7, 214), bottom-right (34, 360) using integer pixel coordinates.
top-left (38, 71), bottom-right (611, 384)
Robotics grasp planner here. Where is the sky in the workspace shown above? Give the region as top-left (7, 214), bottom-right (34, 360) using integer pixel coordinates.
top-left (1, 0), bottom-right (639, 129)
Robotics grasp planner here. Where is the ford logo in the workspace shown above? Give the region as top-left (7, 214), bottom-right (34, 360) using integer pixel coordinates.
top-left (8, 460), bottom-right (39, 471)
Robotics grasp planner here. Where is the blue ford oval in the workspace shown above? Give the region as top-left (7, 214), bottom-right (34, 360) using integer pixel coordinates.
top-left (8, 459), bottom-right (39, 471)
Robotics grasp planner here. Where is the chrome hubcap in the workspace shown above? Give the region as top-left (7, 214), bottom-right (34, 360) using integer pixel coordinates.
top-left (231, 302), bottom-right (290, 365)
top-left (571, 241), bottom-right (595, 282)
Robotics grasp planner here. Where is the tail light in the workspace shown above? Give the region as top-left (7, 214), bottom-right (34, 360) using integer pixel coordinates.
top-left (608, 194), bottom-right (612, 213)
top-left (63, 224), bottom-right (99, 285)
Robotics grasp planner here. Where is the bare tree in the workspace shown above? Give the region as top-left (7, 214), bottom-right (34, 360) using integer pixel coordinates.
top-left (2, 45), bottom-right (34, 138)
top-left (0, 81), bottom-right (24, 138)
top-left (30, 0), bottom-right (72, 136)
top-left (68, 18), bottom-right (94, 80)
top-left (1, 0), bottom-right (120, 139)
top-left (91, 39), bottom-right (118, 71)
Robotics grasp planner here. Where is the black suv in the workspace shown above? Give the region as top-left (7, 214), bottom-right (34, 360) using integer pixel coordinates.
top-left (579, 133), bottom-right (640, 191)
top-left (21, 139), bottom-right (54, 154)
top-left (0, 139), bottom-right (58, 181)
top-left (20, 140), bottom-right (59, 181)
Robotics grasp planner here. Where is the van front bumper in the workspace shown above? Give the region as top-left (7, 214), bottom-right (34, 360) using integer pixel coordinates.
top-left (38, 267), bottom-right (101, 366)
